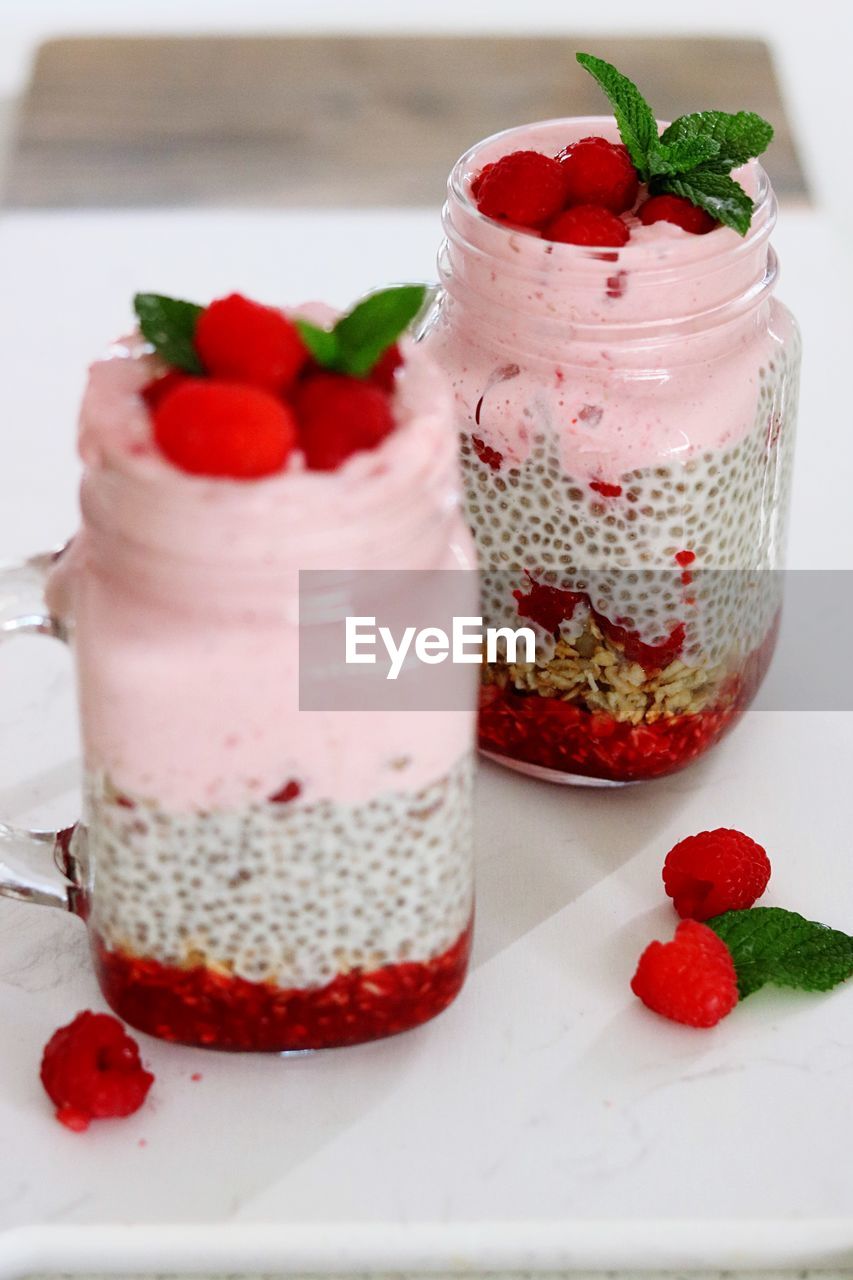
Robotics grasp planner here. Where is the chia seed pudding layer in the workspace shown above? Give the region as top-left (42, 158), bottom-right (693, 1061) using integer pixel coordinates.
top-left (460, 347), bottom-right (798, 780)
top-left (464, 337), bottom-right (798, 683)
top-left (85, 752), bottom-right (474, 992)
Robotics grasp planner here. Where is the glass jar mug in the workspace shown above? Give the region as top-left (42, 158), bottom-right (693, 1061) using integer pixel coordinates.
top-left (420, 116), bottom-right (801, 785)
top-left (0, 330), bottom-right (478, 1051)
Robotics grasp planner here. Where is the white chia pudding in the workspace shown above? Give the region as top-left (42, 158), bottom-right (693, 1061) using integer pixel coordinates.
top-left (85, 757), bottom-right (474, 990)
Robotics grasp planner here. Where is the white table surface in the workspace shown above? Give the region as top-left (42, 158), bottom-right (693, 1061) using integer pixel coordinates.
top-left (0, 208), bottom-right (852, 1279)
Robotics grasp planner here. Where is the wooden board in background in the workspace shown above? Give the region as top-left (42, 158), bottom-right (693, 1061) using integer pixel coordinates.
top-left (4, 34), bottom-right (807, 208)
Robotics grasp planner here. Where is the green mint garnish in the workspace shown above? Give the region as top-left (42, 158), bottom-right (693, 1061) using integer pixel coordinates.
top-left (660, 111), bottom-right (774, 169)
top-left (576, 52), bottom-right (773, 235)
top-left (133, 293), bottom-right (204, 374)
top-left (575, 52), bottom-right (659, 179)
top-left (295, 284), bottom-right (427, 378)
top-left (708, 907), bottom-right (853, 999)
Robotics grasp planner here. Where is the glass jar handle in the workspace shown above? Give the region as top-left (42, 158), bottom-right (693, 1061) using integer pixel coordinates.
top-left (0, 548), bottom-right (83, 913)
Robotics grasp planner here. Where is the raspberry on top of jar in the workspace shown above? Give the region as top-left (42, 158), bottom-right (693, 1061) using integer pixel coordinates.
top-left (470, 51), bottom-right (773, 246)
top-left (124, 286), bottom-right (425, 480)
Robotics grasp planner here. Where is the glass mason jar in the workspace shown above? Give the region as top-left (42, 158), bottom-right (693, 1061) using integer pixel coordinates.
top-left (420, 117), bottom-right (801, 785)
top-left (0, 332), bottom-right (477, 1050)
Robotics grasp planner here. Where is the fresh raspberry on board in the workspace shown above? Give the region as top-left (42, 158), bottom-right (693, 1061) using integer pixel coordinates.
top-left (294, 373), bottom-right (395, 471)
top-left (556, 136), bottom-right (639, 213)
top-left (663, 828), bottom-right (771, 921)
top-left (631, 920), bottom-right (739, 1027)
top-left (545, 205), bottom-right (630, 247)
top-left (474, 150), bottom-right (569, 229)
top-left (40, 1011), bottom-right (154, 1131)
top-left (153, 380), bottom-right (297, 479)
top-left (638, 194), bottom-right (718, 235)
top-left (195, 293), bottom-right (308, 393)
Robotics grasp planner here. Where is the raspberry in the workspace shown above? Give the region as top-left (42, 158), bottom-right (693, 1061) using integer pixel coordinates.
top-left (294, 373), bottom-right (395, 472)
top-left (368, 343), bottom-right (403, 393)
top-left (474, 150), bottom-right (568, 229)
top-left (140, 368), bottom-right (193, 412)
top-left (472, 435), bottom-right (503, 471)
top-left (545, 205), bottom-right (630, 247)
top-left (269, 779), bottom-right (301, 803)
top-left (153, 380), bottom-right (297, 479)
top-left (194, 293), bottom-right (308, 392)
top-left (469, 163), bottom-right (495, 200)
top-left (40, 1011), bottom-right (154, 1131)
top-left (556, 136), bottom-right (639, 213)
top-left (638, 194), bottom-right (718, 235)
top-left (589, 479), bottom-right (622, 498)
top-left (631, 920), bottom-right (739, 1028)
top-left (663, 828), bottom-right (771, 921)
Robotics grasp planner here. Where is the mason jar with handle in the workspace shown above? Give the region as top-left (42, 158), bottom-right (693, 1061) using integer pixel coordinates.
top-left (420, 116), bottom-right (800, 785)
top-left (0, 307), bottom-right (478, 1052)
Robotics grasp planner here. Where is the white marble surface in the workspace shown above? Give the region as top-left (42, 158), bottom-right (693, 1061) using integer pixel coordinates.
top-left (0, 210), bottom-right (852, 1277)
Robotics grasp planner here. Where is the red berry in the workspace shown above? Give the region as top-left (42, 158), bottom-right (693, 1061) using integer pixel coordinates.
top-left (472, 435), bottom-right (503, 472)
top-left (140, 368), bottom-right (193, 412)
top-left (556, 136), bottom-right (639, 213)
top-left (475, 150), bottom-right (568, 229)
top-left (470, 162), bottom-right (495, 200)
top-left (545, 205), bottom-right (630, 247)
top-left (638, 195), bottom-right (718, 235)
top-left (631, 920), bottom-right (739, 1028)
top-left (663, 828), bottom-right (771, 921)
top-left (368, 343), bottom-right (403, 393)
top-left (269, 779), bottom-right (301, 803)
top-left (153, 380), bottom-right (297, 479)
top-left (294, 373), bottom-right (395, 472)
top-left (589, 479), bottom-right (622, 498)
top-left (40, 1011), bottom-right (154, 1131)
top-left (195, 293), bottom-right (308, 392)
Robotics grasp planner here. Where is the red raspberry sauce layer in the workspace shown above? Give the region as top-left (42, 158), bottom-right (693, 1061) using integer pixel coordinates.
top-left (93, 922), bottom-right (472, 1052)
top-left (479, 624), bottom-right (778, 783)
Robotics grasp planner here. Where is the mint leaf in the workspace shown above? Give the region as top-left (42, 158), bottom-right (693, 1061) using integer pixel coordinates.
top-left (334, 285), bottom-right (427, 377)
top-left (656, 169), bottom-right (754, 235)
top-left (708, 907), bottom-right (853, 999)
top-left (576, 52), bottom-right (658, 181)
top-left (661, 111), bottom-right (773, 169)
top-left (133, 293), bottom-right (204, 374)
top-left (294, 318), bottom-right (340, 368)
top-left (297, 285), bottom-right (427, 378)
top-left (648, 134), bottom-right (721, 178)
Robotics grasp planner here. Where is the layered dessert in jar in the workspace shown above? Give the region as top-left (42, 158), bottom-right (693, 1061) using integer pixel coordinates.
top-left (48, 288), bottom-right (477, 1050)
top-left (421, 53), bottom-right (800, 784)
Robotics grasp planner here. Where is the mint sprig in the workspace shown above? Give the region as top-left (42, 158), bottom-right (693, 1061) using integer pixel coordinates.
top-left (708, 907), bottom-right (853, 999)
top-left (575, 53), bottom-right (659, 180)
top-left (660, 111), bottom-right (774, 170)
top-left (295, 284), bottom-right (427, 378)
top-left (133, 293), bottom-right (204, 374)
top-left (576, 52), bottom-right (773, 234)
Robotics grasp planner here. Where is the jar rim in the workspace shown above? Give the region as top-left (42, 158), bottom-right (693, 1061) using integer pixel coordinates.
top-left (449, 115), bottom-right (775, 271)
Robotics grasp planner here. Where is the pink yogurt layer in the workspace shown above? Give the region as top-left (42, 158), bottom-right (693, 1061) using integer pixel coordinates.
top-left (49, 326), bottom-right (477, 813)
top-left (437, 116), bottom-right (793, 480)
